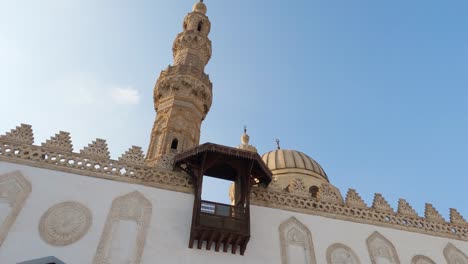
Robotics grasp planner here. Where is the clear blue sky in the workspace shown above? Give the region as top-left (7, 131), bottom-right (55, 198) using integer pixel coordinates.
top-left (1, 0), bottom-right (467, 219)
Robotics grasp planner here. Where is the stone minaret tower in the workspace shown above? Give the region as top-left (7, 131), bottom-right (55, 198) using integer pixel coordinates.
top-left (146, 1), bottom-right (212, 165)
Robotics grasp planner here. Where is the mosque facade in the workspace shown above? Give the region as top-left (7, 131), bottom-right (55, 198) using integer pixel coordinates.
top-left (0, 2), bottom-right (467, 263)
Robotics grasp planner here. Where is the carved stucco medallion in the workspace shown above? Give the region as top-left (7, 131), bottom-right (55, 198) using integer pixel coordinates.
top-left (39, 201), bottom-right (92, 246)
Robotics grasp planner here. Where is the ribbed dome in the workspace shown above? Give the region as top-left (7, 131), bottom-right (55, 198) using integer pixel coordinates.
top-left (261, 149), bottom-right (328, 182)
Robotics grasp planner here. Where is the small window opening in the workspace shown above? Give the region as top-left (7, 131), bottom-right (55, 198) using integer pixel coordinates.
top-left (309, 185), bottom-right (319, 198)
top-left (197, 21), bottom-right (203, 32)
top-left (171, 138), bottom-right (178, 150)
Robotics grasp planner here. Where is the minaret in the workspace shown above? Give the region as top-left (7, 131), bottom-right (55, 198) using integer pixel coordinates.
top-left (146, 1), bottom-right (212, 165)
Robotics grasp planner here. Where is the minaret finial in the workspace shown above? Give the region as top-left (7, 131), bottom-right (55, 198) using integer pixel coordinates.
top-left (244, 125), bottom-right (247, 134)
top-left (276, 139), bottom-right (281, 150)
top-left (193, 0), bottom-right (207, 14)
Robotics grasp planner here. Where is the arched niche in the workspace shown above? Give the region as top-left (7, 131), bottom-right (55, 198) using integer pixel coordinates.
top-left (327, 243), bottom-right (361, 264)
top-left (0, 171), bottom-right (31, 247)
top-left (411, 255), bottom-right (436, 264)
top-left (366, 231), bottom-right (400, 264)
top-left (93, 191), bottom-right (152, 264)
top-left (279, 216), bottom-right (316, 264)
top-left (444, 243), bottom-right (468, 264)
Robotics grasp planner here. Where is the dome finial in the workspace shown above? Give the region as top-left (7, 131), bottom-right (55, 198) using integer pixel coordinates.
top-left (241, 126), bottom-right (249, 145)
top-left (276, 139), bottom-right (281, 150)
top-left (238, 126), bottom-right (257, 152)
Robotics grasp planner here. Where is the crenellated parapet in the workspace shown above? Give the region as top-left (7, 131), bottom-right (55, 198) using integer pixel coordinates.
top-left (450, 208), bottom-right (467, 225)
top-left (119, 146), bottom-right (145, 166)
top-left (345, 189), bottom-right (367, 208)
top-left (397, 198), bottom-right (418, 217)
top-left (425, 203), bottom-right (446, 223)
top-left (0, 124), bottom-right (34, 145)
top-left (0, 124), bottom-right (192, 193)
top-left (41, 131), bottom-right (73, 152)
top-left (372, 193), bottom-right (393, 213)
top-left (2, 124), bottom-right (468, 243)
top-left (80, 139), bottom-right (110, 160)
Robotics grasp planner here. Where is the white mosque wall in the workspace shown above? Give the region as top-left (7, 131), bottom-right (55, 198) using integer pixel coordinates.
top-left (0, 161), bottom-right (467, 264)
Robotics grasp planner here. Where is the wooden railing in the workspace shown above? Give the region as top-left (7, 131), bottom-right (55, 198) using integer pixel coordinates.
top-left (200, 200), bottom-right (246, 220)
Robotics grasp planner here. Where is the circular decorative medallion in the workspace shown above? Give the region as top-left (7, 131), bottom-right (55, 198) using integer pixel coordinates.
top-left (39, 201), bottom-right (92, 246)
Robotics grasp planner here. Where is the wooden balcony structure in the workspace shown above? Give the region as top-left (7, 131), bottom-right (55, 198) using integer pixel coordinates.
top-left (174, 143), bottom-right (272, 255)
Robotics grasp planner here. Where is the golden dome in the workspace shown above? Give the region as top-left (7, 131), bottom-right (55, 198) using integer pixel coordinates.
top-left (261, 149), bottom-right (328, 182)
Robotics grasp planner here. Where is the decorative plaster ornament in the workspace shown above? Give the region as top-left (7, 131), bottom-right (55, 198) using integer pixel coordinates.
top-left (39, 201), bottom-right (92, 246)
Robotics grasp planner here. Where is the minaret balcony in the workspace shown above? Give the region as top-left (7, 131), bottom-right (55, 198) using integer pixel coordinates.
top-left (159, 64), bottom-right (212, 89)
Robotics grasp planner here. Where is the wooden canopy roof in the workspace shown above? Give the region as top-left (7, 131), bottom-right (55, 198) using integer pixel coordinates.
top-left (174, 143), bottom-right (272, 185)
